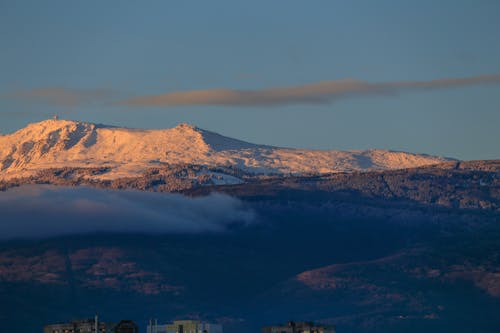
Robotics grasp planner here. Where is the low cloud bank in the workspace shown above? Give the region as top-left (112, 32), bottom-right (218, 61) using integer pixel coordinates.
top-left (120, 74), bottom-right (500, 107)
top-left (0, 185), bottom-right (255, 240)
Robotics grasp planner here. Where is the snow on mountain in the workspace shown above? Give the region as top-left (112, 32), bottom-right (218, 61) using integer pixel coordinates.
top-left (0, 119), bottom-right (451, 180)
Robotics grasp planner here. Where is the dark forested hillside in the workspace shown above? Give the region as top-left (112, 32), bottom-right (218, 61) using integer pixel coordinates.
top-left (0, 179), bottom-right (498, 333)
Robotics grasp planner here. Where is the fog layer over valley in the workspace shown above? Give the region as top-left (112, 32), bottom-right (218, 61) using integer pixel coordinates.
top-left (0, 185), bottom-right (255, 239)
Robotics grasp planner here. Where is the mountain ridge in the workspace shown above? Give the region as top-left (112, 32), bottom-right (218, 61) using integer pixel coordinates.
top-left (0, 119), bottom-right (452, 180)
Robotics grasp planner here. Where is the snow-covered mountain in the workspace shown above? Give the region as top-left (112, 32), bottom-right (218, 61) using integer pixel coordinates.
top-left (0, 119), bottom-right (451, 180)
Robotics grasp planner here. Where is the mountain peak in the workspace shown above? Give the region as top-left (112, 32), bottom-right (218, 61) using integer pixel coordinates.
top-left (27, 118), bottom-right (83, 127)
top-left (174, 122), bottom-right (198, 131)
top-left (0, 119), bottom-right (452, 180)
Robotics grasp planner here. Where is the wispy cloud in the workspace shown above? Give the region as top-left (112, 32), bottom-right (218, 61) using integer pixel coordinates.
top-left (2, 87), bottom-right (116, 107)
top-left (0, 185), bottom-right (255, 240)
top-left (119, 74), bottom-right (500, 107)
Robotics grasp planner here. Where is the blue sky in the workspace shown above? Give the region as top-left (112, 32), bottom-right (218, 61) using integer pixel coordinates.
top-left (1, 0), bottom-right (499, 160)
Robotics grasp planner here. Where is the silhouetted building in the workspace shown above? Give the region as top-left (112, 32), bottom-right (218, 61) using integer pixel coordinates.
top-left (115, 320), bottom-right (139, 333)
top-left (44, 317), bottom-right (139, 333)
top-left (262, 321), bottom-right (335, 333)
top-left (44, 316), bottom-right (115, 333)
top-left (147, 320), bottom-right (222, 333)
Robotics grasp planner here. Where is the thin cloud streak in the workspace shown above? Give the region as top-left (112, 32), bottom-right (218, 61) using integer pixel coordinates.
top-left (120, 74), bottom-right (500, 107)
top-left (2, 87), bottom-right (116, 107)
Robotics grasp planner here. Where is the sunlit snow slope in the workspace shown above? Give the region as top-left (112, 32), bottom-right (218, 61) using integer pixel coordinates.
top-left (0, 119), bottom-right (451, 179)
